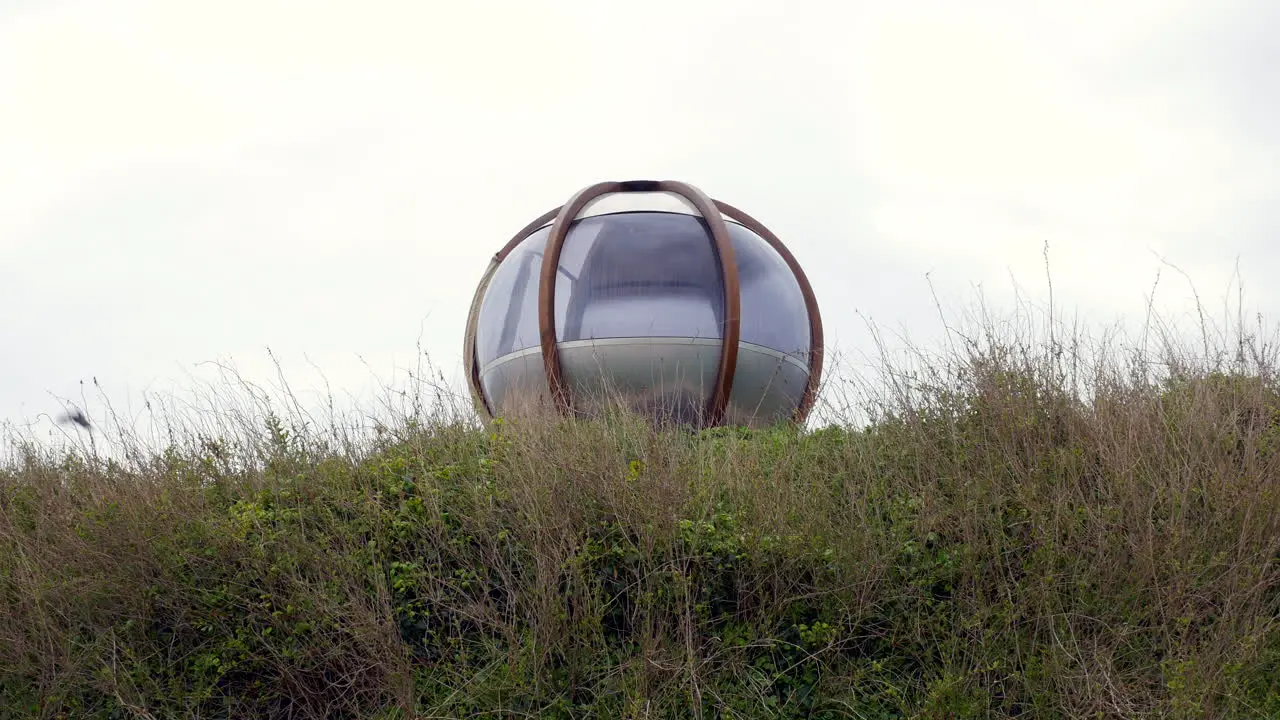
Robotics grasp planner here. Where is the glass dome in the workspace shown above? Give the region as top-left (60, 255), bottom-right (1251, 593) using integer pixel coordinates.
top-left (463, 180), bottom-right (823, 428)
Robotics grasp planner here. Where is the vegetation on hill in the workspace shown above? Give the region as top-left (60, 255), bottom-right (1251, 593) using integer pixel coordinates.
top-left (3, 298), bottom-right (1280, 718)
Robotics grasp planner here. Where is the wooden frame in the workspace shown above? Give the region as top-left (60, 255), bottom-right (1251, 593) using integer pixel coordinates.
top-left (463, 180), bottom-right (824, 426)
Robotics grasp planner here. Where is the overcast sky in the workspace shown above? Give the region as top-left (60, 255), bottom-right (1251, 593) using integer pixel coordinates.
top-left (2, 0), bottom-right (1278, 441)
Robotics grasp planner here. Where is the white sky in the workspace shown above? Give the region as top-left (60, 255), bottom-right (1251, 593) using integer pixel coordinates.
top-left (2, 0), bottom-right (1278, 439)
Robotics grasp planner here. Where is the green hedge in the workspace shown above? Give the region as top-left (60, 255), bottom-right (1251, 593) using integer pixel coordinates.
top-left (3, 368), bottom-right (1280, 718)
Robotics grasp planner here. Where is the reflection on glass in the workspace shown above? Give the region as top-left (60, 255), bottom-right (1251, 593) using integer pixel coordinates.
top-left (474, 227), bottom-right (548, 368)
top-left (554, 213), bottom-right (726, 342)
top-left (726, 223), bottom-right (811, 360)
top-left (476, 211), bottom-right (813, 388)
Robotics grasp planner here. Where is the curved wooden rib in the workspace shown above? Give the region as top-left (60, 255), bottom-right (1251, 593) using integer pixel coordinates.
top-left (714, 200), bottom-right (824, 424)
top-left (537, 182), bottom-right (627, 413)
top-left (654, 181), bottom-right (740, 426)
top-left (463, 206), bottom-right (562, 418)
top-left (535, 180), bottom-right (741, 426)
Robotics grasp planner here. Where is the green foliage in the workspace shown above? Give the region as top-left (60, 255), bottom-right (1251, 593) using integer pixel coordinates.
top-left (3, 350), bottom-right (1280, 718)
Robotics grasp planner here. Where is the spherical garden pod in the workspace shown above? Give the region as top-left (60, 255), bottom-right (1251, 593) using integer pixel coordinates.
top-left (463, 180), bottom-right (823, 428)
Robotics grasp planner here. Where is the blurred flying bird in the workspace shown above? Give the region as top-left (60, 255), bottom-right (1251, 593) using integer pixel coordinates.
top-left (58, 407), bottom-right (91, 430)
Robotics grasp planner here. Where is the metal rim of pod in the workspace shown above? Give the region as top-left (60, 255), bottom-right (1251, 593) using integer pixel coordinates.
top-left (463, 179), bottom-right (825, 427)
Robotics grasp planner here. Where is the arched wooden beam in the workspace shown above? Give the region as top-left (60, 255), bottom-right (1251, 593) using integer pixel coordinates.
top-left (466, 181), bottom-right (820, 427)
top-left (463, 206), bottom-right (563, 417)
top-left (535, 180), bottom-right (741, 426)
top-left (714, 200), bottom-right (824, 424)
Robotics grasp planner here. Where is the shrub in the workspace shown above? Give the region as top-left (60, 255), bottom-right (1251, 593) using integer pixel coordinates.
top-left (3, 298), bottom-right (1279, 718)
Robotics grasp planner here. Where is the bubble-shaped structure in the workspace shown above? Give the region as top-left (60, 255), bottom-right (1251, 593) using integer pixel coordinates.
top-left (463, 180), bottom-right (823, 428)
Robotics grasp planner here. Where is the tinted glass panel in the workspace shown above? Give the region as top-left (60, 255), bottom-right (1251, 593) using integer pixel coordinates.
top-left (555, 213), bottom-right (725, 342)
top-left (727, 223), bottom-right (811, 359)
top-left (474, 227), bottom-right (550, 367)
top-left (559, 339), bottom-right (720, 426)
top-left (480, 352), bottom-right (549, 413)
top-left (725, 346), bottom-right (810, 427)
